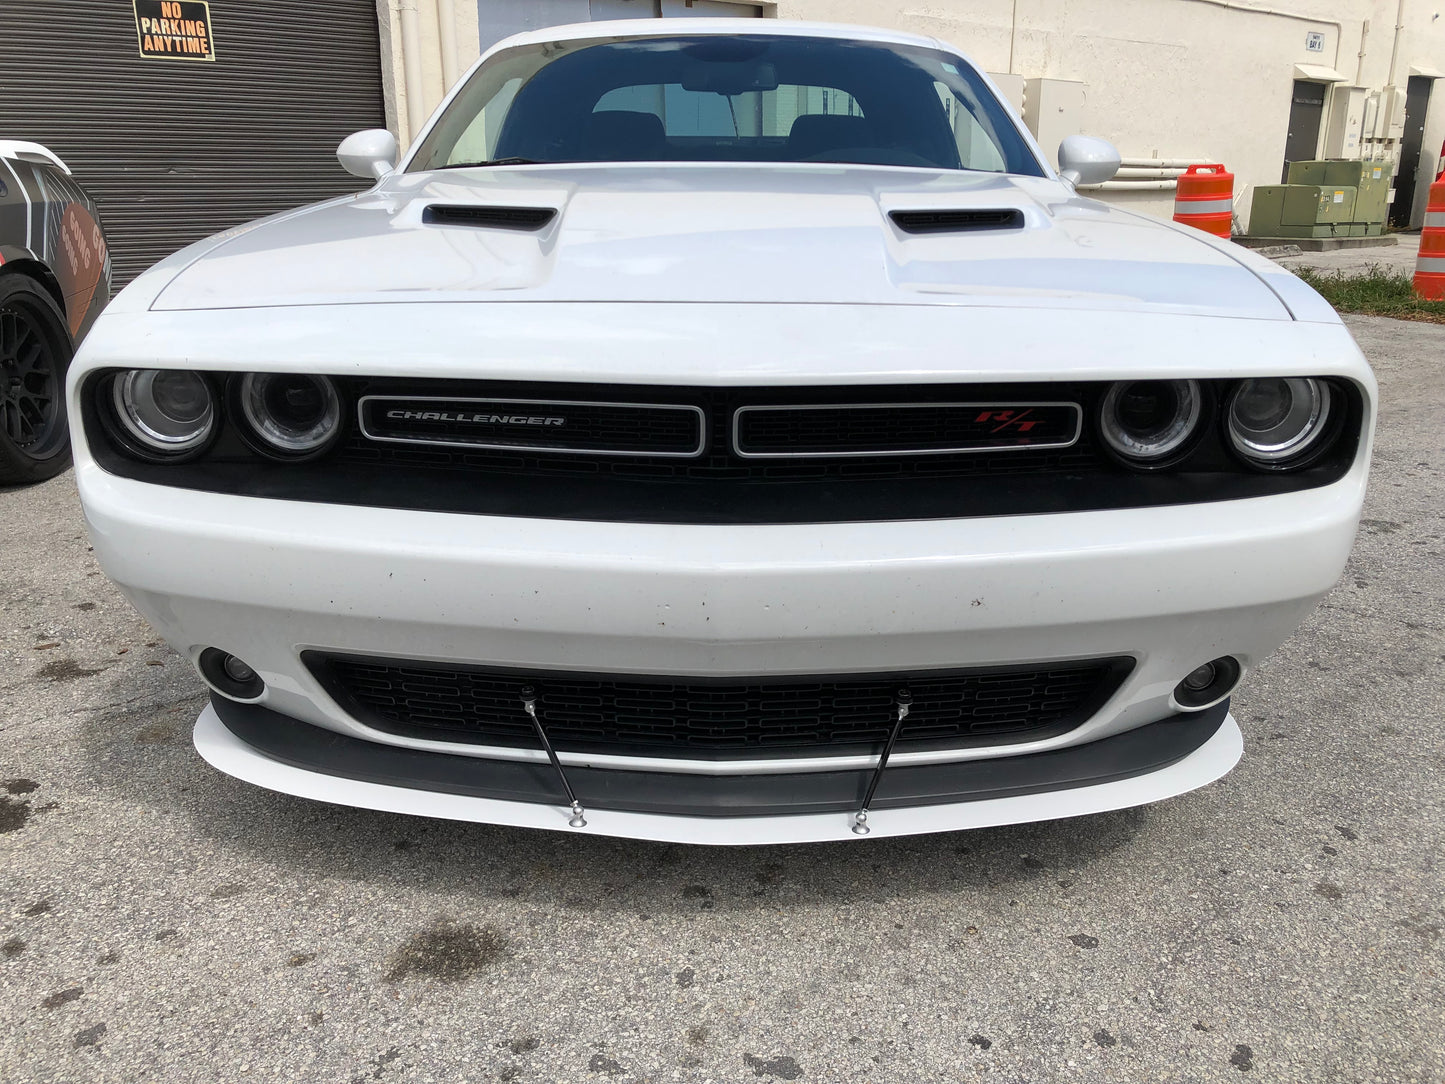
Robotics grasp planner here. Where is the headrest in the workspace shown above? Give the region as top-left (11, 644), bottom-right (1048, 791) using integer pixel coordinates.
top-left (787, 114), bottom-right (875, 159)
top-left (579, 110), bottom-right (666, 160)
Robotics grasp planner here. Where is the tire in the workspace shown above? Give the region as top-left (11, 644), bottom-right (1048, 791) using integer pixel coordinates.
top-left (0, 273), bottom-right (74, 485)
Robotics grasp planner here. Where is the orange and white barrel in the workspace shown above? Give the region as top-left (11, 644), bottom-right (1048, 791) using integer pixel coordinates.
top-left (1173, 164), bottom-right (1234, 240)
top-left (1414, 178), bottom-right (1445, 301)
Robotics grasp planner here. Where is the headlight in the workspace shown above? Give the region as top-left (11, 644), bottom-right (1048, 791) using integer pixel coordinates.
top-left (237, 373), bottom-right (343, 457)
top-left (111, 369), bottom-right (216, 457)
top-left (1227, 378), bottom-right (1333, 467)
top-left (1098, 379), bottom-right (1202, 466)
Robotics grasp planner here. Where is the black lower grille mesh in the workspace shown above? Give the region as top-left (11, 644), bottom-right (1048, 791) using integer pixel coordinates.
top-left (307, 654), bottom-right (1134, 758)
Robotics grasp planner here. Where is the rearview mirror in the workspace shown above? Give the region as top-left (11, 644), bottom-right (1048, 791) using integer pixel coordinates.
top-left (1057, 136), bottom-right (1121, 187)
top-left (680, 62), bottom-right (780, 96)
top-left (337, 129), bottom-right (398, 180)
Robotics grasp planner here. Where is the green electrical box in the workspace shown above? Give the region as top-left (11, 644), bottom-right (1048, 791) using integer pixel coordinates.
top-left (1249, 184), bottom-right (1358, 238)
top-left (1286, 160), bottom-right (1392, 226)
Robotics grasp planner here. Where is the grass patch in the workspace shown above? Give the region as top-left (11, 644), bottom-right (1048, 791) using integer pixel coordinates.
top-left (1293, 266), bottom-right (1445, 324)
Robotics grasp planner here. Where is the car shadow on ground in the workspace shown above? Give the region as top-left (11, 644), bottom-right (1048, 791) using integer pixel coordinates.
top-left (75, 684), bottom-right (1162, 916)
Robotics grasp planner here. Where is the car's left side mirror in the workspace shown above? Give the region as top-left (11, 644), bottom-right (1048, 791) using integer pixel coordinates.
top-left (1057, 136), bottom-right (1121, 187)
top-left (337, 129), bottom-right (399, 180)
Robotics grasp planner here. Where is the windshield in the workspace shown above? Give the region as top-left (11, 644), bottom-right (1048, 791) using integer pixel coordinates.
top-left (408, 34), bottom-right (1044, 176)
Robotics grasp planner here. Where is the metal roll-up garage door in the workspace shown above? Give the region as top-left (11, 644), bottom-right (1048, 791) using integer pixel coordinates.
top-left (0, 2), bottom-right (386, 287)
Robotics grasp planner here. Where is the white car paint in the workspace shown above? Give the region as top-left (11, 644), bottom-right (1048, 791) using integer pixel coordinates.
top-left (68, 19), bottom-right (1374, 844)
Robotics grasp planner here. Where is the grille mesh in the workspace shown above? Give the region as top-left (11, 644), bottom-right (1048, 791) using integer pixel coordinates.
top-left (360, 397), bottom-right (701, 455)
top-left (337, 381), bottom-right (1102, 485)
top-left (309, 654), bottom-right (1132, 757)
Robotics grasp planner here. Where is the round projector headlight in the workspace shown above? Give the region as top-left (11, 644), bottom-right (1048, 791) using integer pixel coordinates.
top-left (1227, 377), bottom-right (1333, 467)
top-left (111, 369), bottom-right (216, 456)
top-left (238, 373), bottom-right (342, 457)
top-left (1099, 379), bottom-right (1202, 466)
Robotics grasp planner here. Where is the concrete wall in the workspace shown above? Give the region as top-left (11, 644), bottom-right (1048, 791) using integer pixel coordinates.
top-left (377, 0), bottom-right (1445, 227)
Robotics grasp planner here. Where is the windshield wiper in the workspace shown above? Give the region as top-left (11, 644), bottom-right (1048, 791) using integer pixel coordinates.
top-left (436, 157), bottom-right (544, 169)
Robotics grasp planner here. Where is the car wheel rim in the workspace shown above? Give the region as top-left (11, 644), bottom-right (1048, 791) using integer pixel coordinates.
top-left (0, 301), bottom-right (65, 460)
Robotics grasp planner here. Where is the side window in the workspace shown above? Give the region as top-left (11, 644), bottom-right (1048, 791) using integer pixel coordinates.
top-left (934, 81), bottom-right (1007, 172)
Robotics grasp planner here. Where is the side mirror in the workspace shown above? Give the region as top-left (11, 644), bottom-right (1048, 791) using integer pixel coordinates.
top-left (1057, 135), bottom-right (1121, 187)
top-left (337, 129), bottom-right (398, 180)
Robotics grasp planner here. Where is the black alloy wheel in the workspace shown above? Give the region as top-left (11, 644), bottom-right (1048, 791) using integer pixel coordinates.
top-left (0, 275), bottom-right (74, 485)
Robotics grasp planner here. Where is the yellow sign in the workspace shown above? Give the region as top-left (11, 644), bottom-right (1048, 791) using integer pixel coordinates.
top-left (133, 0), bottom-right (216, 61)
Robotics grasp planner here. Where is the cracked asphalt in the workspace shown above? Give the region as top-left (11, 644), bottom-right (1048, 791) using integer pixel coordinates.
top-left (2, 314), bottom-right (1442, 1083)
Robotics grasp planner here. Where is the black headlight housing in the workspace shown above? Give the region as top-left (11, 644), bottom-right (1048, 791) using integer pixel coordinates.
top-left (80, 370), bottom-right (1366, 525)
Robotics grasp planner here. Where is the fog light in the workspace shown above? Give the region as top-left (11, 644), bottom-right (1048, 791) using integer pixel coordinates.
top-left (222, 655), bottom-right (256, 684)
top-left (1181, 662), bottom-right (1217, 692)
top-left (198, 647), bottom-right (265, 701)
top-left (1172, 655), bottom-right (1241, 710)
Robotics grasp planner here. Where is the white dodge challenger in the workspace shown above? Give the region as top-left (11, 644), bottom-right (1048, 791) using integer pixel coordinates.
top-left (70, 20), bottom-right (1373, 844)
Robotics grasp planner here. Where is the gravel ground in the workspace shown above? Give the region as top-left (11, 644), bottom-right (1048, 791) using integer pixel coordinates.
top-left (1271, 233), bottom-right (1422, 276)
top-left (2, 315), bottom-right (1442, 1083)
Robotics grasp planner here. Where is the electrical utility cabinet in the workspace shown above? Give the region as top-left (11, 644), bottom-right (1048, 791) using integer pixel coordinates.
top-left (1322, 87), bottom-right (1367, 159)
top-left (1249, 184), bottom-right (1359, 237)
top-left (1287, 160), bottom-right (1393, 235)
top-left (1023, 78), bottom-right (1085, 169)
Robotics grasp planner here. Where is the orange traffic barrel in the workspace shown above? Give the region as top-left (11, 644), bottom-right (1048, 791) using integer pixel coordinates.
top-left (1414, 178), bottom-right (1445, 301)
top-left (1174, 164), bottom-right (1234, 239)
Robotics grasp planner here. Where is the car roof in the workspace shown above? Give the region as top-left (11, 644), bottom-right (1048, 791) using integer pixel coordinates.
top-left (492, 18), bottom-right (947, 54)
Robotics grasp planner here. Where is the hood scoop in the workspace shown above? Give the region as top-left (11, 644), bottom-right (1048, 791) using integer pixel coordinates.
top-left (890, 208), bottom-right (1025, 234)
top-left (423, 204), bottom-right (557, 231)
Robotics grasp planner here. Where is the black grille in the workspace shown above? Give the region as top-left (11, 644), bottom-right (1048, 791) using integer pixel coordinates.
top-left (336, 379), bottom-right (1102, 486)
top-left (83, 373), bottom-right (1365, 524)
top-left (734, 402), bottom-right (1081, 456)
top-left (890, 209), bottom-right (1025, 233)
top-left (306, 653), bottom-right (1134, 759)
top-left (359, 396), bottom-right (702, 456)
top-left (422, 205), bottom-right (557, 231)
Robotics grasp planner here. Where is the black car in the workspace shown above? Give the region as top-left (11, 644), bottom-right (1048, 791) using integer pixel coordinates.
top-left (0, 140), bottom-right (111, 484)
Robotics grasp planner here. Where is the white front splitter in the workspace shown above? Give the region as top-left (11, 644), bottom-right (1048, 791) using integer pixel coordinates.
top-left (194, 704), bottom-right (1243, 846)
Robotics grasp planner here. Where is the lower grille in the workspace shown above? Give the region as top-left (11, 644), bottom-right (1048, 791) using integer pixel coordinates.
top-left (306, 653), bottom-right (1134, 759)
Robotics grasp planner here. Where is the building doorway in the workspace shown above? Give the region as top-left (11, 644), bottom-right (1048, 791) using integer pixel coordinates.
top-left (1282, 80), bottom-right (1327, 182)
top-left (1390, 76), bottom-right (1435, 228)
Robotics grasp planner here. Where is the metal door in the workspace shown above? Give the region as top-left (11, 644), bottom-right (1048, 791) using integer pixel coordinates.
top-left (1390, 76), bottom-right (1434, 228)
top-left (1282, 80), bottom-right (1326, 183)
top-left (0, 1), bottom-right (385, 287)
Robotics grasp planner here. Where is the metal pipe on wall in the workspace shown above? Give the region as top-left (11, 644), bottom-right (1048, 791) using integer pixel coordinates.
top-left (399, 0), bottom-right (426, 140)
top-left (1387, 0), bottom-right (1407, 87)
top-left (436, 0), bottom-right (459, 91)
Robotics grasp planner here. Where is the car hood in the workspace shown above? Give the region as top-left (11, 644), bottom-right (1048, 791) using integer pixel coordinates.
top-left (149, 164), bottom-right (1290, 320)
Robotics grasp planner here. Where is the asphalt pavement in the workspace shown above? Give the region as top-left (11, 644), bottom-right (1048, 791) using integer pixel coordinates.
top-left (2, 314), bottom-right (1442, 1083)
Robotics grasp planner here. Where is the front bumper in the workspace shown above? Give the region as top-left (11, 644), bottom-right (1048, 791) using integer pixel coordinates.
top-left (76, 450), bottom-right (1364, 842)
top-left (197, 697), bottom-right (1243, 845)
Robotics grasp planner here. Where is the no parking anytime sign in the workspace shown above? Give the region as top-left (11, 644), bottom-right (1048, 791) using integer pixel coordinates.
top-left (133, 0), bottom-right (216, 61)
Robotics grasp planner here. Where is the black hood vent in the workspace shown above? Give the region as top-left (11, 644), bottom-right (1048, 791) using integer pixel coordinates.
top-left (890, 208), bottom-right (1025, 234)
top-left (423, 205), bottom-right (557, 231)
